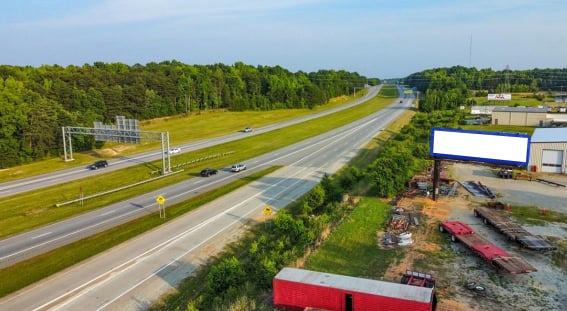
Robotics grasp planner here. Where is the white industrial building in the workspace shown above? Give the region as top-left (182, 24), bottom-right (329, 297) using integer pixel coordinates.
top-left (529, 128), bottom-right (567, 173)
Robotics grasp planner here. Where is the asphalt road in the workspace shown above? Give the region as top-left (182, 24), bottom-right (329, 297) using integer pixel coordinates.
top-left (0, 85), bottom-right (390, 268)
top-left (0, 85), bottom-right (382, 198)
top-left (0, 93), bottom-right (414, 310)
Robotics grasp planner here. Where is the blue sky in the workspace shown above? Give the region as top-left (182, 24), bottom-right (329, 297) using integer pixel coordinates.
top-left (1, 0), bottom-right (566, 78)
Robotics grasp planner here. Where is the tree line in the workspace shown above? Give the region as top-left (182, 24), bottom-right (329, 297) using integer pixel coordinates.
top-left (156, 109), bottom-right (460, 310)
top-left (403, 66), bottom-right (567, 112)
top-left (0, 61), bottom-right (372, 168)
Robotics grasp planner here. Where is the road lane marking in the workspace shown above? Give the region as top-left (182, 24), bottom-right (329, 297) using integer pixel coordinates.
top-left (31, 232), bottom-right (51, 240)
top-left (100, 210), bottom-right (116, 216)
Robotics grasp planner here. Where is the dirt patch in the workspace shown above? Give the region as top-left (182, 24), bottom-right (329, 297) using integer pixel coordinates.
top-left (97, 145), bottom-right (137, 157)
top-left (382, 163), bottom-right (567, 311)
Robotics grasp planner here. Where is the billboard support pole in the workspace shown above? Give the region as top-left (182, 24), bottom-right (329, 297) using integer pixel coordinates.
top-left (433, 158), bottom-right (441, 201)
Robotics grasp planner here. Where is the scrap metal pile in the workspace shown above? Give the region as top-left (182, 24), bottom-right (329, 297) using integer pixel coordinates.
top-left (406, 164), bottom-right (455, 197)
top-left (381, 206), bottom-right (418, 248)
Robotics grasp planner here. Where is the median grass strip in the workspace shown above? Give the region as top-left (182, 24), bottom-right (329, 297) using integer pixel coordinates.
top-left (0, 91), bottom-right (364, 183)
top-left (0, 86), bottom-right (400, 239)
top-left (0, 166), bottom-right (281, 299)
top-left (304, 197), bottom-right (402, 277)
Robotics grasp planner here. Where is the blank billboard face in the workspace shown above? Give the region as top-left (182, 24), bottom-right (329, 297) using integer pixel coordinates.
top-left (430, 128), bottom-right (530, 166)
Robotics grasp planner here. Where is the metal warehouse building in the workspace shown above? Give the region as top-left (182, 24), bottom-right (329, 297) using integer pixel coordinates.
top-left (529, 128), bottom-right (567, 173)
top-left (491, 107), bottom-right (547, 126)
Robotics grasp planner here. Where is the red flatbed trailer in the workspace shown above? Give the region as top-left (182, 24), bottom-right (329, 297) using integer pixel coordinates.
top-left (439, 221), bottom-right (536, 274)
top-left (473, 207), bottom-right (556, 251)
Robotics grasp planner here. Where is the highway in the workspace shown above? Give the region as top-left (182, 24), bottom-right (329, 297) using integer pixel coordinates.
top-left (0, 86), bottom-right (382, 198)
top-left (0, 85), bottom-right (385, 269)
top-left (0, 93), bottom-right (414, 310)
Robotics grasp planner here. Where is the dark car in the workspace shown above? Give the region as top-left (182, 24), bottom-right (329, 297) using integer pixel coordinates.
top-left (89, 160), bottom-right (108, 170)
top-left (200, 168), bottom-right (218, 177)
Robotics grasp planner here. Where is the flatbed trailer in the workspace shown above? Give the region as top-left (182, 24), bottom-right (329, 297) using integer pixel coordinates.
top-left (439, 221), bottom-right (537, 274)
top-left (473, 207), bottom-right (556, 251)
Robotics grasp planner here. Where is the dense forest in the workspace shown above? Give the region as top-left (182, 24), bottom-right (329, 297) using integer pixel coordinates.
top-left (0, 61), bottom-right (372, 167)
top-left (403, 66), bottom-right (567, 112)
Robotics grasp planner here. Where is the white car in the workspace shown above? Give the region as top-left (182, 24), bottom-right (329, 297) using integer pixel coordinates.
top-left (230, 164), bottom-right (247, 172)
top-left (243, 127), bottom-right (252, 133)
top-left (167, 147), bottom-right (181, 154)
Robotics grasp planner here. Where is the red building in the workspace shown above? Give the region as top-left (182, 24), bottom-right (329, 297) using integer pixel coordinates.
top-left (273, 268), bottom-right (437, 311)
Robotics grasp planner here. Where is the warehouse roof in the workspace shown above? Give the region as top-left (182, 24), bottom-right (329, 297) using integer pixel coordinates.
top-left (531, 128), bottom-right (567, 143)
top-left (492, 106), bottom-right (547, 113)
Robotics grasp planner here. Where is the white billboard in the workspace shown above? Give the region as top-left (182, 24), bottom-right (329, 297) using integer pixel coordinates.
top-left (430, 128), bottom-right (530, 166)
top-left (488, 94), bottom-right (512, 101)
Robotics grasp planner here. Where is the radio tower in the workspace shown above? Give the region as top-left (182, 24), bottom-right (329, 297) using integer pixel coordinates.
top-left (504, 65), bottom-right (510, 93)
top-left (468, 35), bottom-right (472, 67)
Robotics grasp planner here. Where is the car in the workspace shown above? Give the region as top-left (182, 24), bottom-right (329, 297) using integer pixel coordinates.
top-left (166, 147), bottom-right (181, 154)
top-left (89, 160), bottom-right (108, 170)
top-left (243, 127), bottom-right (252, 133)
top-left (200, 168), bottom-right (218, 177)
top-left (230, 164), bottom-right (246, 172)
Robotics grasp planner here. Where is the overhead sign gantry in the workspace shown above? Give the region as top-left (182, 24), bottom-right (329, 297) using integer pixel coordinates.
top-left (62, 116), bottom-right (173, 175)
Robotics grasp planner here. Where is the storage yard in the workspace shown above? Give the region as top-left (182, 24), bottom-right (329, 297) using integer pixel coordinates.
top-left (473, 206), bottom-right (556, 251)
top-left (381, 162), bottom-right (567, 311)
top-left (439, 221), bottom-right (537, 274)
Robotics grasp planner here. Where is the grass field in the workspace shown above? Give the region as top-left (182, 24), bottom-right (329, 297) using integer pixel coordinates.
top-left (471, 94), bottom-right (550, 107)
top-left (0, 93), bottom-right (362, 182)
top-left (460, 124), bottom-right (534, 136)
top-left (0, 86), bottom-right (404, 298)
top-left (0, 87), bottom-right (400, 239)
top-left (304, 197), bottom-right (402, 277)
top-left (0, 166), bottom-right (280, 298)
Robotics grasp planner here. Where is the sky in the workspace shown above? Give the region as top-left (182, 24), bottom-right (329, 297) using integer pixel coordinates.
top-left (0, 0), bottom-right (566, 78)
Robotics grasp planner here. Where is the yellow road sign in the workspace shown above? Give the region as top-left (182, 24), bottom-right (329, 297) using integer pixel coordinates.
top-left (156, 195), bottom-right (166, 205)
top-left (263, 205), bottom-right (272, 216)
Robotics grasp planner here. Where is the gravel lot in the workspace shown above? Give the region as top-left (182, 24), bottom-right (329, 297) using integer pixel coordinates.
top-left (452, 162), bottom-right (567, 214)
top-left (436, 163), bottom-right (567, 311)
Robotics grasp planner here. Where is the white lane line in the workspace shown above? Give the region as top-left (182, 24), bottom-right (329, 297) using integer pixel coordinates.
top-left (0, 208), bottom-right (145, 262)
top-left (31, 232), bottom-right (51, 240)
top-left (56, 117), bottom-right (377, 309)
top-left (26, 115), bottom-right (385, 310)
top-left (89, 168), bottom-right (317, 311)
top-left (1, 116), bottom-right (380, 263)
top-left (100, 210), bottom-right (116, 217)
top-left (42, 165), bottom-right (312, 311)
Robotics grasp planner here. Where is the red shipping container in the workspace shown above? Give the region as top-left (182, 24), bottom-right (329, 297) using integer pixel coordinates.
top-left (273, 268), bottom-right (436, 311)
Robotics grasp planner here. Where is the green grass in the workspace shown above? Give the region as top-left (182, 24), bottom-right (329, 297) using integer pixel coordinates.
top-left (304, 197), bottom-right (401, 278)
top-left (0, 85), bottom-right (402, 298)
top-left (0, 91), bottom-right (363, 183)
top-left (550, 238), bottom-right (567, 272)
top-left (508, 205), bottom-right (567, 225)
top-left (0, 166), bottom-right (280, 299)
top-left (460, 124), bottom-right (534, 136)
top-left (0, 86), bottom-right (399, 239)
top-left (471, 95), bottom-right (547, 107)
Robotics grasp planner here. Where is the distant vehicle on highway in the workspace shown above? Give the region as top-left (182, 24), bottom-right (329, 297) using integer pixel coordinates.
top-left (89, 160), bottom-right (108, 170)
top-left (166, 147), bottom-right (181, 154)
top-left (230, 164), bottom-right (246, 172)
top-left (243, 127), bottom-right (252, 133)
top-left (200, 168), bottom-right (218, 177)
